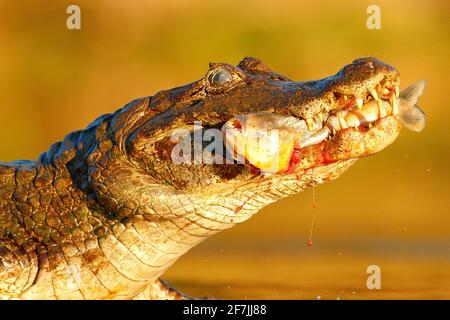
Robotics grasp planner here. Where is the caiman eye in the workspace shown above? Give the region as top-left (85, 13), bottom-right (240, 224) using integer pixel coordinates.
top-left (209, 69), bottom-right (233, 85)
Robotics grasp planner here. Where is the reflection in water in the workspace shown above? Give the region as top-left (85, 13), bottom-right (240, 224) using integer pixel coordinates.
top-left (166, 239), bottom-right (450, 299)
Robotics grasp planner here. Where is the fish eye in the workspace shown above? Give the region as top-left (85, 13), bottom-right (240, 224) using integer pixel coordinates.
top-left (209, 69), bottom-right (233, 85)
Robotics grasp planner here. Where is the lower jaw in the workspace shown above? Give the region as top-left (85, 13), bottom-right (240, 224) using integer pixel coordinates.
top-left (287, 115), bottom-right (402, 173)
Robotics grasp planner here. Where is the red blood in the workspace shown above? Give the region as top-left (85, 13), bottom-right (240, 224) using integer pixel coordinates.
top-left (232, 120), bottom-right (242, 129)
top-left (307, 240), bottom-right (313, 247)
top-left (286, 148), bottom-right (301, 173)
top-left (249, 164), bottom-right (260, 175)
top-left (290, 148), bottom-right (301, 163)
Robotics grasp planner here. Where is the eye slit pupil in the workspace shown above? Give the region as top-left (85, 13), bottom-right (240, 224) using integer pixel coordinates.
top-left (210, 69), bottom-right (233, 85)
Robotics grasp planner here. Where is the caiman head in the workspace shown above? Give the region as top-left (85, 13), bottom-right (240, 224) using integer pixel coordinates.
top-left (66, 57), bottom-right (424, 252)
top-left (126, 57), bottom-right (403, 190)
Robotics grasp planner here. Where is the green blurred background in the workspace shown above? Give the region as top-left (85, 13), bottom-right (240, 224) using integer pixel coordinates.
top-left (0, 0), bottom-right (448, 299)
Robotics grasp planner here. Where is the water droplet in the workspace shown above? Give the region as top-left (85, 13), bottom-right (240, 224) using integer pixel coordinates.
top-left (307, 185), bottom-right (318, 247)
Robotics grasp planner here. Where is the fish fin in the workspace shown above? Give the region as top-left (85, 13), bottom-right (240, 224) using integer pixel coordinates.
top-left (399, 80), bottom-right (426, 132)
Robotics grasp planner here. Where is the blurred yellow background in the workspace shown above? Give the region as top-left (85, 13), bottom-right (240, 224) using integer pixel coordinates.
top-left (0, 0), bottom-right (448, 299)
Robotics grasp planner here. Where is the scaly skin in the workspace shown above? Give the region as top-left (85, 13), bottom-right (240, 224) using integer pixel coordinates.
top-left (0, 57), bottom-right (402, 299)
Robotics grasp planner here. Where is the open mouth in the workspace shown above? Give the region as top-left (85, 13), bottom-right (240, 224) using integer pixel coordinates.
top-left (222, 83), bottom-right (403, 174)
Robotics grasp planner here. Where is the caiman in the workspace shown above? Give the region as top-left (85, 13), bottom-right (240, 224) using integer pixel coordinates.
top-left (0, 57), bottom-right (426, 300)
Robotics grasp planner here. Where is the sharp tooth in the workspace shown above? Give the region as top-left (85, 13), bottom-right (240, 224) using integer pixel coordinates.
top-left (395, 85), bottom-right (400, 98)
top-left (392, 96), bottom-right (399, 115)
top-left (389, 94), bottom-right (394, 114)
top-left (327, 115), bottom-right (341, 131)
top-left (343, 95), bottom-right (348, 101)
top-left (370, 89), bottom-right (379, 101)
top-left (314, 116), bottom-right (323, 128)
top-left (345, 112), bottom-right (360, 127)
top-left (337, 112), bottom-right (348, 129)
top-left (382, 88), bottom-right (390, 95)
top-left (377, 98), bottom-right (382, 108)
top-left (368, 123), bottom-right (373, 128)
top-left (317, 112), bottom-right (324, 123)
top-left (356, 98), bottom-right (363, 109)
top-left (306, 118), bottom-right (315, 131)
top-left (379, 102), bottom-right (387, 118)
top-left (376, 99), bottom-right (384, 117)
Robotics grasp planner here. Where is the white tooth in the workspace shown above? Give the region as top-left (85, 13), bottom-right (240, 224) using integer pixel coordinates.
top-left (379, 102), bottom-right (387, 118)
top-left (338, 112), bottom-right (348, 129)
top-left (392, 96), bottom-right (399, 115)
top-left (345, 112), bottom-right (361, 127)
top-left (327, 115), bottom-right (341, 131)
top-left (395, 86), bottom-right (400, 98)
top-left (370, 89), bottom-right (379, 101)
top-left (376, 99), bottom-right (387, 118)
top-left (389, 94), bottom-right (394, 114)
top-left (298, 127), bottom-right (330, 148)
top-left (317, 112), bottom-right (324, 123)
top-left (382, 88), bottom-right (390, 95)
top-left (356, 98), bottom-right (363, 109)
top-left (306, 118), bottom-right (315, 131)
top-left (314, 116), bottom-right (323, 128)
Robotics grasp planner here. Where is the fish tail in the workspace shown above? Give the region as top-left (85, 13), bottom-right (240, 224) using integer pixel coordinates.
top-left (398, 80), bottom-right (426, 132)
